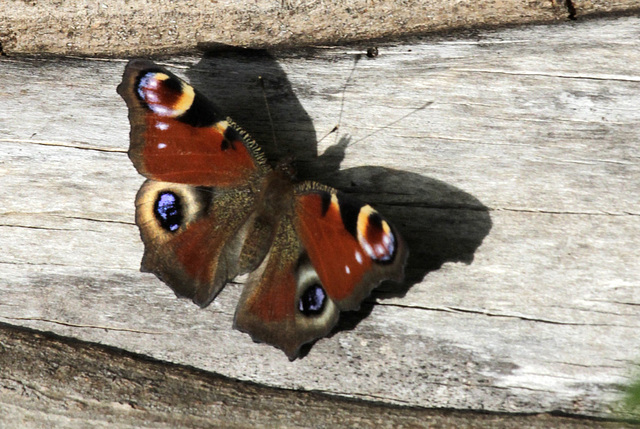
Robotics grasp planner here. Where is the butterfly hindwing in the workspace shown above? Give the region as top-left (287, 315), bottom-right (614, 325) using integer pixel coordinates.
top-left (294, 184), bottom-right (407, 310)
top-left (135, 180), bottom-right (265, 307)
top-left (235, 182), bottom-right (407, 360)
top-left (233, 215), bottom-right (340, 360)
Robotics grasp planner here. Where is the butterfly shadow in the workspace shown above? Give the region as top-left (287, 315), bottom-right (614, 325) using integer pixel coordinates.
top-left (187, 49), bottom-right (492, 357)
top-left (308, 137), bottom-right (492, 339)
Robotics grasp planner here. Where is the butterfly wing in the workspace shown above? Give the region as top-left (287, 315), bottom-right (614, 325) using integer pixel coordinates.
top-left (118, 60), bottom-right (272, 306)
top-left (234, 215), bottom-right (339, 359)
top-left (235, 183), bottom-right (407, 360)
top-left (135, 180), bottom-right (270, 307)
top-left (117, 59), bottom-right (269, 187)
top-left (294, 184), bottom-right (407, 306)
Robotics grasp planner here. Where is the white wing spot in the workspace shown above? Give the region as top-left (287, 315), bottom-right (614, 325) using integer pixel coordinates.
top-left (345, 265), bottom-right (351, 275)
top-left (156, 122), bottom-right (169, 131)
top-left (383, 234), bottom-right (392, 247)
top-left (157, 143), bottom-right (167, 149)
top-left (355, 250), bottom-right (363, 264)
top-left (149, 105), bottom-right (176, 117)
top-left (361, 242), bottom-right (375, 259)
top-left (145, 92), bottom-right (160, 103)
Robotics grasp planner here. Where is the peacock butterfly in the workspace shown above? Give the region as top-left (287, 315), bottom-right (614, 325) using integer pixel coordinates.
top-left (117, 59), bottom-right (408, 359)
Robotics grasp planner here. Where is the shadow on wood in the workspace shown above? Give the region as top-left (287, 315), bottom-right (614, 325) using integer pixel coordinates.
top-left (180, 48), bottom-right (492, 355)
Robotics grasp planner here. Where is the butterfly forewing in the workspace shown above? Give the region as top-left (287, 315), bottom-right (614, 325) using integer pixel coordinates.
top-left (117, 59), bottom-right (269, 187)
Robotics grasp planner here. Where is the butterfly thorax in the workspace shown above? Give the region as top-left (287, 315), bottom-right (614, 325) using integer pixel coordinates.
top-left (273, 155), bottom-right (297, 181)
top-left (229, 167), bottom-right (295, 274)
top-left (257, 167), bottom-right (296, 218)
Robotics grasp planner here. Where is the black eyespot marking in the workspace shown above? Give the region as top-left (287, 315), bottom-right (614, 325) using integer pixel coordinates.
top-left (298, 284), bottom-right (326, 316)
top-left (337, 192), bottom-right (364, 239)
top-left (162, 74), bottom-right (183, 93)
top-left (320, 191), bottom-right (331, 216)
top-left (221, 126), bottom-right (240, 151)
top-left (368, 212), bottom-right (384, 231)
top-left (178, 92), bottom-right (221, 127)
top-left (362, 212), bottom-right (397, 264)
top-left (154, 192), bottom-right (183, 232)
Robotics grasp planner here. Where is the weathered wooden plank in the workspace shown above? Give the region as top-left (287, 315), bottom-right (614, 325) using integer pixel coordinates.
top-left (3, 323), bottom-right (633, 429)
top-left (1, 15), bottom-right (639, 420)
top-left (1, 0), bottom-right (639, 56)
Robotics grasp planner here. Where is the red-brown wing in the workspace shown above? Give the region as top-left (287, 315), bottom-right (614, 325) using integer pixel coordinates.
top-left (293, 183), bottom-right (407, 310)
top-left (135, 180), bottom-right (260, 307)
top-left (117, 59), bottom-right (269, 187)
top-left (234, 216), bottom-right (340, 360)
top-left (234, 183), bottom-right (407, 360)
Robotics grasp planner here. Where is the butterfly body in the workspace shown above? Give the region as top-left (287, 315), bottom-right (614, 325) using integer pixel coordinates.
top-left (118, 59), bottom-right (407, 359)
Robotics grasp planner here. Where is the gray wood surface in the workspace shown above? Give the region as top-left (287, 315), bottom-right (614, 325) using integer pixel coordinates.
top-left (1, 15), bottom-right (639, 421)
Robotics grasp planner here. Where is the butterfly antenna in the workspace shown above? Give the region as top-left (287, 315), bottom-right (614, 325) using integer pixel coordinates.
top-left (258, 75), bottom-right (279, 155)
top-left (317, 124), bottom-right (339, 145)
top-left (333, 54), bottom-right (363, 145)
top-left (346, 101), bottom-right (434, 148)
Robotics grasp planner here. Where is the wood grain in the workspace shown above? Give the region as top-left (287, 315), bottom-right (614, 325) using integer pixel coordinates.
top-left (3, 323), bottom-right (633, 429)
top-left (1, 15), bottom-right (639, 422)
top-left (3, 323), bottom-right (636, 429)
top-left (1, 0), bottom-right (639, 56)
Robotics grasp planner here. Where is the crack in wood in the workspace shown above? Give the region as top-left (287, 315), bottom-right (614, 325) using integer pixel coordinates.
top-left (55, 215), bottom-right (135, 226)
top-left (494, 208), bottom-right (640, 217)
top-left (549, 361), bottom-right (625, 370)
top-left (0, 223), bottom-right (76, 232)
top-left (0, 260), bottom-right (70, 267)
top-left (547, 303), bottom-right (640, 318)
top-left (0, 138), bottom-right (127, 154)
top-left (0, 214), bottom-right (135, 227)
top-left (0, 316), bottom-right (169, 335)
top-left (524, 156), bottom-right (635, 166)
top-left (588, 299), bottom-right (640, 307)
top-left (450, 68), bottom-right (640, 83)
top-left (379, 303), bottom-right (631, 327)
